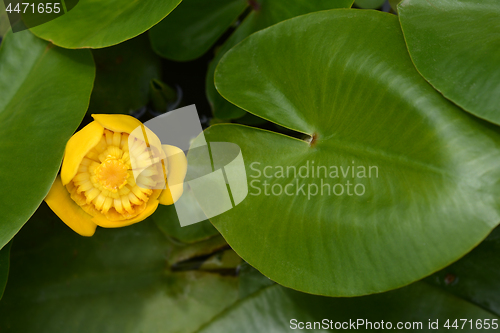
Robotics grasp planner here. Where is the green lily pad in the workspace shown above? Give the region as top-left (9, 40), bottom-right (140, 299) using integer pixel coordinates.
top-left (150, 0), bottom-right (247, 61)
top-left (398, 0), bottom-right (500, 125)
top-left (207, 9), bottom-right (500, 296)
top-left (199, 283), bottom-right (498, 332)
top-left (0, 241), bottom-right (12, 300)
top-left (200, 230), bottom-right (500, 332)
top-left (29, 0), bottom-right (182, 49)
top-left (205, 0), bottom-right (354, 119)
top-left (0, 30), bottom-right (94, 250)
top-left (0, 204), bottom-right (240, 332)
top-left (88, 34), bottom-right (162, 115)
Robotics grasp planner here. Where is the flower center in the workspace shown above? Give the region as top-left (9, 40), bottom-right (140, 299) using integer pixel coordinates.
top-left (96, 156), bottom-right (128, 192)
top-left (66, 129), bottom-right (164, 221)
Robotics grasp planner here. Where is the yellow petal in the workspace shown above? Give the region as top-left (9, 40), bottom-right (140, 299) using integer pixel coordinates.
top-left (91, 189), bottom-right (162, 228)
top-left (45, 176), bottom-right (97, 236)
top-left (92, 114), bottom-right (143, 134)
top-left (92, 114), bottom-right (165, 160)
top-left (61, 121), bottom-right (104, 186)
top-left (159, 145), bottom-right (187, 205)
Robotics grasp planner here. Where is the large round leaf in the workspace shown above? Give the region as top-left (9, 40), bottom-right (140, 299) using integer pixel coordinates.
top-left (398, 0), bottom-right (500, 125)
top-left (150, 0), bottom-right (247, 61)
top-left (205, 0), bottom-right (354, 119)
top-left (0, 30), bottom-right (94, 250)
top-left (208, 9), bottom-right (500, 296)
top-left (89, 34), bottom-right (162, 115)
top-left (0, 204), bottom-right (240, 332)
top-left (29, 0), bottom-right (182, 49)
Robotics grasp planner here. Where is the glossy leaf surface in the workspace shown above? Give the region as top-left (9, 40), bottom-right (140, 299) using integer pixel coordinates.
top-left (30, 0), bottom-right (182, 48)
top-left (208, 9), bottom-right (500, 296)
top-left (0, 30), bottom-right (94, 250)
top-left (399, 0), bottom-right (500, 125)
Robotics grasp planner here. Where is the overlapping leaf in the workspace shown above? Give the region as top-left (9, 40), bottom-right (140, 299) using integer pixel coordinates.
top-left (30, 0), bottom-right (182, 48)
top-left (152, 0), bottom-right (355, 118)
top-left (399, 0), bottom-right (500, 125)
top-left (0, 30), bottom-right (94, 250)
top-left (205, 9), bottom-right (500, 296)
top-left (206, 0), bottom-right (354, 119)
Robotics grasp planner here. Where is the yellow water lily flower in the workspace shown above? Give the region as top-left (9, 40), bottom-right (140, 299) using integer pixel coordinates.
top-left (45, 114), bottom-right (187, 236)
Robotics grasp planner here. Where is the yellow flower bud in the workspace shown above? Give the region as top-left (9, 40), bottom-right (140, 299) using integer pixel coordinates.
top-left (45, 114), bottom-right (187, 236)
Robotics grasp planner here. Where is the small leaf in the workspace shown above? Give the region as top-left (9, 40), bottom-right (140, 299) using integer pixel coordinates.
top-left (0, 30), bottom-right (94, 250)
